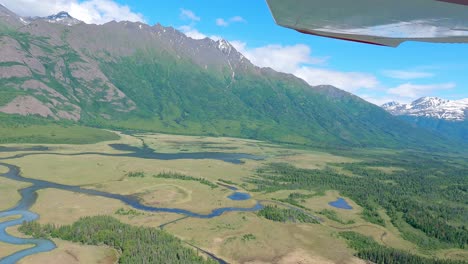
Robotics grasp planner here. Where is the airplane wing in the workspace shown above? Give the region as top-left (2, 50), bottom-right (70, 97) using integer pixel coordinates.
top-left (266, 0), bottom-right (468, 47)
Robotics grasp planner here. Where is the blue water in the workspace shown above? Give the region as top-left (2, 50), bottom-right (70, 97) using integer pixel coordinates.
top-left (227, 192), bottom-right (251, 201)
top-left (329, 198), bottom-right (353, 210)
top-left (0, 145), bottom-right (265, 264)
top-left (0, 144), bottom-right (264, 165)
top-left (0, 211), bottom-right (56, 264)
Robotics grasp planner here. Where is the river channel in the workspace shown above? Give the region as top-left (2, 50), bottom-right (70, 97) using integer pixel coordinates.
top-left (0, 145), bottom-right (264, 263)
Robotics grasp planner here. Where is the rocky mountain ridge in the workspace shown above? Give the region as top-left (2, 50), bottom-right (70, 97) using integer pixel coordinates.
top-left (382, 97), bottom-right (468, 121)
top-left (0, 4), bottom-right (461, 149)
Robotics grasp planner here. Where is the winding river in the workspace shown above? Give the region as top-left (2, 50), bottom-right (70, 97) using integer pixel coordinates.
top-left (0, 145), bottom-right (264, 264)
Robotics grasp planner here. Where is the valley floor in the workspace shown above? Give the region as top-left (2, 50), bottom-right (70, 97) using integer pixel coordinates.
top-left (0, 131), bottom-right (466, 264)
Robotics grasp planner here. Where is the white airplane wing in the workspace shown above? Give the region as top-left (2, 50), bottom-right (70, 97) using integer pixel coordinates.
top-left (266, 0), bottom-right (468, 47)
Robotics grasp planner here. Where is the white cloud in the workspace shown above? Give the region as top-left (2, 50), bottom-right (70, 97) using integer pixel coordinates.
top-left (180, 8), bottom-right (200, 21)
top-left (232, 42), bottom-right (377, 92)
top-left (0, 0), bottom-right (145, 24)
top-left (231, 42), bottom-right (462, 102)
top-left (179, 25), bottom-right (206, 39)
top-left (359, 95), bottom-right (400, 106)
top-left (382, 70), bottom-right (434, 80)
top-left (295, 67), bottom-right (378, 92)
top-left (232, 42), bottom-right (326, 72)
top-left (215, 16), bottom-right (246, 27)
top-left (388, 82), bottom-right (456, 98)
top-left (179, 25), bottom-right (221, 41)
top-left (216, 18), bottom-right (228, 27)
top-left (230, 16), bottom-right (246, 23)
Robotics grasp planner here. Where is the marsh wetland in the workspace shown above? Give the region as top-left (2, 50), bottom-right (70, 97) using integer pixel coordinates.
top-left (0, 131), bottom-right (466, 264)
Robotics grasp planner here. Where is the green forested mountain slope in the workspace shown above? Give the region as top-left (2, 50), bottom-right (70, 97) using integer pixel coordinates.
top-left (397, 116), bottom-right (468, 143)
top-left (0, 5), bottom-right (461, 150)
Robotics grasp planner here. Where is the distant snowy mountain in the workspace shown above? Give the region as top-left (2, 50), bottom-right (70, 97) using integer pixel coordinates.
top-left (21, 11), bottom-right (83, 26)
top-left (44, 11), bottom-right (82, 26)
top-left (382, 97), bottom-right (468, 121)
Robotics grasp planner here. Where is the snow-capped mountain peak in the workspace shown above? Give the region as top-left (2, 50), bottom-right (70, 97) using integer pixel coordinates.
top-left (382, 97), bottom-right (468, 121)
top-left (20, 11), bottom-right (83, 26)
top-left (47, 11), bottom-right (71, 19)
top-left (216, 39), bottom-right (233, 55)
top-left (46, 11), bottom-right (82, 25)
top-left (411, 97), bottom-right (449, 109)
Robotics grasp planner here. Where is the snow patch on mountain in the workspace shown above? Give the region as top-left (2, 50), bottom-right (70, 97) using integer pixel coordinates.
top-left (217, 39), bottom-right (233, 54)
top-left (382, 97), bottom-right (468, 121)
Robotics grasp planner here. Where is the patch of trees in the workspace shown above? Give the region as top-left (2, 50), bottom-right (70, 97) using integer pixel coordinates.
top-left (274, 192), bottom-right (318, 210)
top-left (126, 171), bottom-right (145, 178)
top-left (340, 231), bottom-right (466, 264)
top-left (19, 216), bottom-right (216, 264)
top-left (218, 179), bottom-right (236, 186)
top-left (248, 152), bottom-right (468, 249)
top-left (154, 171), bottom-right (218, 189)
top-left (114, 208), bottom-right (142, 216)
top-left (257, 205), bottom-right (319, 224)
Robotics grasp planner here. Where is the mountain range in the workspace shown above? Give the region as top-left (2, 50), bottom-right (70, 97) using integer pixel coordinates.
top-left (381, 97), bottom-right (467, 143)
top-left (0, 5), bottom-right (463, 150)
top-left (382, 97), bottom-right (468, 121)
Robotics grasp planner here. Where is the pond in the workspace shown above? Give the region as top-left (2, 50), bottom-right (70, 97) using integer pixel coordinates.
top-left (227, 192), bottom-right (251, 201)
top-left (329, 198), bottom-right (353, 210)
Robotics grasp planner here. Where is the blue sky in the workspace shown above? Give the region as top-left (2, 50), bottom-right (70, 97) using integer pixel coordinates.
top-left (2, 0), bottom-right (467, 104)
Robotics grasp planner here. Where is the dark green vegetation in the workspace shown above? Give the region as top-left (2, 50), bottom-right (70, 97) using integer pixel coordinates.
top-left (1, 7), bottom-right (464, 151)
top-left (0, 114), bottom-right (119, 144)
top-left (340, 232), bottom-right (466, 264)
top-left (257, 205), bottom-right (319, 224)
top-left (115, 208), bottom-right (143, 216)
top-left (19, 216), bottom-right (216, 264)
top-left (274, 192), bottom-right (318, 210)
top-left (96, 51), bottom-right (450, 150)
top-left (126, 171), bottom-right (145, 178)
top-left (154, 172), bottom-right (218, 189)
top-left (249, 151), bottom-right (468, 249)
top-left (241, 234), bottom-right (256, 241)
top-left (218, 179), bottom-right (237, 186)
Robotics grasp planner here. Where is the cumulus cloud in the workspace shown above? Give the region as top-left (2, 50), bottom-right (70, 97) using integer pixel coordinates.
top-left (388, 83), bottom-right (456, 98)
top-left (295, 67), bottom-right (379, 92)
top-left (382, 70), bottom-right (434, 80)
top-left (359, 94), bottom-right (402, 106)
top-left (179, 25), bottom-right (206, 39)
top-left (230, 16), bottom-right (246, 23)
top-left (0, 0), bottom-right (145, 24)
top-left (231, 41), bottom-right (377, 92)
top-left (232, 42), bottom-right (325, 71)
top-left (216, 18), bottom-right (228, 27)
top-left (215, 16), bottom-right (246, 27)
top-left (179, 25), bottom-right (221, 40)
top-left (180, 8), bottom-right (200, 21)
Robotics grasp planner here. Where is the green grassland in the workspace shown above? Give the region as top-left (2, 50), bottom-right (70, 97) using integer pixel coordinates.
top-left (0, 131), bottom-right (466, 263)
top-left (0, 114), bottom-right (119, 144)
